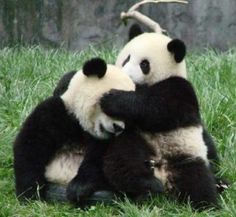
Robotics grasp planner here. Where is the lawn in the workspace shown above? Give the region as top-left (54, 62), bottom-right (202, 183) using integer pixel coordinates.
top-left (0, 46), bottom-right (235, 217)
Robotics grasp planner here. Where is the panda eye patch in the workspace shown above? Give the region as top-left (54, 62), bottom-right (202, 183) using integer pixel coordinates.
top-left (122, 55), bottom-right (130, 67)
top-left (140, 59), bottom-right (150, 74)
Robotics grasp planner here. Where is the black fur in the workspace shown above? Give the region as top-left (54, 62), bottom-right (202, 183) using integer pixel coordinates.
top-left (101, 76), bottom-right (201, 132)
top-left (203, 129), bottom-right (219, 172)
top-left (103, 129), bottom-right (164, 199)
top-left (128, 23), bottom-right (143, 41)
top-left (66, 135), bottom-right (112, 206)
top-left (13, 96), bottom-right (108, 202)
top-left (14, 97), bottom-right (82, 199)
top-left (100, 76), bottom-right (219, 209)
top-left (140, 59), bottom-right (150, 75)
top-left (167, 39), bottom-right (186, 63)
top-left (53, 73), bottom-right (222, 169)
top-left (122, 54), bottom-right (130, 67)
top-left (53, 70), bottom-right (77, 96)
top-left (168, 155), bottom-right (218, 210)
top-left (83, 58), bottom-right (107, 78)
top-left (51, 70), bottom-right (226, 209)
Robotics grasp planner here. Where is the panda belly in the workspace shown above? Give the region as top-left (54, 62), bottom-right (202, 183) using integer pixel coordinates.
top-left (142, 125), bottom-right (208, 189)
top-left (45, 147), bottom-right (84, 185)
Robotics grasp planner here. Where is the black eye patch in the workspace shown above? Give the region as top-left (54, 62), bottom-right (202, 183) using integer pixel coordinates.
top-left (122, 55), bottom-right (130, 67)
top-left (140, 59), bottom-right (150, 74)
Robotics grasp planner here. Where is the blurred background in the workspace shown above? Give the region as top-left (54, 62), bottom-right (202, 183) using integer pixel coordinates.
top-left (0, 0), bottom-right (236, 51)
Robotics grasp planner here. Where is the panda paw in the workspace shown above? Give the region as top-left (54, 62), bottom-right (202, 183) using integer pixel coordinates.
top-left (100, 89), bottom-right (127, 118)
top-left (138, 176), bottom-right (165, 195)
top-left (66, 179), bottom-right (94, 204)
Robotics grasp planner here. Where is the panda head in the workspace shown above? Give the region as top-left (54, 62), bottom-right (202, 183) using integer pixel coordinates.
top-left (116, 32), bottom-right (187, 85)
top-left (61, 58), bottom-right (135, 139)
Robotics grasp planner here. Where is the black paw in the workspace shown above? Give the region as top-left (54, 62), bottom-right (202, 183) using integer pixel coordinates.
top-left (139, 177), bottom-right (164, 195)
top-left (66, 179), bottom-right (94, 204)
top-left (100, 89), bottom-right (125, 117)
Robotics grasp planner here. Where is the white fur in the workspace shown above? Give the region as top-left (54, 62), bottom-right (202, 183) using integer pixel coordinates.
top-left (116, 33), bottom-right (187, 85)
top-left (143, 125), bottom-right (208, 188)
top-left (45, 149), bottom-right (84, 185)
top-left (61, 65), bottom-right (135, 139)
top-left (143, 125), bottom-right (208, 162)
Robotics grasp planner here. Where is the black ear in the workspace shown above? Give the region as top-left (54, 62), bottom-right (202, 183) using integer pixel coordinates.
top-left (167, 39), bottom-right (186, 63)
top-left (128, 23), bottom-right (143, 41)
top-left (83, 58), bottom-right (107, 78)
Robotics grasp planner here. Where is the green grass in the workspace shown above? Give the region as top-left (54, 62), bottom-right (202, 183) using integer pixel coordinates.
top-left (0, 46), bottom-right (235, 216)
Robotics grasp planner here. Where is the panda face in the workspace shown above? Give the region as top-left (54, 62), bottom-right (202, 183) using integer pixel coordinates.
top-left (121, 55), bottom-right (151, 85)
top-left (116, 33), bottom-right (187, 85)
top-left (61, 63), bottom-right (135, 139)
top-left (91, 105), bottom-right (125, 139)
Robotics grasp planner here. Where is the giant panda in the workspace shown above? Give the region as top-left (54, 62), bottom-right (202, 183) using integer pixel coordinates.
top-left (114, 26), bottom-right (226, 181)
top-left (98, 32), bottom-right (221, 209)
top-left (13, 58), bottom-right (136, 204)
top-left (51, 30), bottom-right (227, 208)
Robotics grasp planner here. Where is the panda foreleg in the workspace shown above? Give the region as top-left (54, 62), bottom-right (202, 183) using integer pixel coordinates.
top-left (66, 137), bottom-right (111, 205)
top-left (169, 155), bottom-right (218, 210)
top-left (100, 77), bottom-right (201, 132)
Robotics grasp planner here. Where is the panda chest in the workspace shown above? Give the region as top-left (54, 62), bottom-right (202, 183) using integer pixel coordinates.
top-left (44, 146), bottom-right (84, 185)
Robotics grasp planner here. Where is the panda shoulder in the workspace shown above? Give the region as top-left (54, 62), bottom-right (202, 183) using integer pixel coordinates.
top-left (151, 76), bottom-right (199, 105)
top-left (154, 76), bottom-right (195, 92)
top-left (23, 96), bottom-right (69, 127)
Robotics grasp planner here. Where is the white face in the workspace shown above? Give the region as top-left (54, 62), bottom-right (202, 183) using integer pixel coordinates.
top-left (93, 106), bottom-right (125, 139)
top-left (116, 33), bottom-right (187, 85)
top-left (61, 65), bottom-right (135, 139)
top-left (121, 55), bottom-right (146, 85)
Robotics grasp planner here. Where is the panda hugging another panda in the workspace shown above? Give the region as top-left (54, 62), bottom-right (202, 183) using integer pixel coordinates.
top-left (14, 29), bottom-right (228, 210)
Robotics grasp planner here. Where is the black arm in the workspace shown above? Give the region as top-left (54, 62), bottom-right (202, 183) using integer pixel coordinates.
top-left (100, 76), bottom-right (201, 132)
top-left (66, 135), bottom-right (111, 204)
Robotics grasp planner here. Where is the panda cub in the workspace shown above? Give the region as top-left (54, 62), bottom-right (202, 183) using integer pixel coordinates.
top-left (13, 58), bottom-right (135, 202)
top-left (100, 32), bottom-right (219, 209)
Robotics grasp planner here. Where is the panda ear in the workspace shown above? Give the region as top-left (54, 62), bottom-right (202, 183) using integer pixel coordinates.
top-left (83, 58), bottom-right (107, 78)
top-left (128, 23), bottom-right (143, 41)
top-left (167, 39), bottom-right (186, 63)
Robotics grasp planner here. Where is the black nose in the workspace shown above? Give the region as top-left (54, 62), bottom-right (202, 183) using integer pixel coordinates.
top-left (113, 123), bottom-right (124, 134)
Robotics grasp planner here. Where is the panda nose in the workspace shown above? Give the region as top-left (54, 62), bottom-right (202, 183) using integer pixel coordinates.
top-left (113, 123), bottom-right (124, 134)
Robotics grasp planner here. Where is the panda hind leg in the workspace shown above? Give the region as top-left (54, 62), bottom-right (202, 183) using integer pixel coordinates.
top-left (169, 155), bottom-right (218, 211)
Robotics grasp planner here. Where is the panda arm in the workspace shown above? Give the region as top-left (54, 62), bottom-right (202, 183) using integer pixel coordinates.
top-left (14, 97), bottom-right (83, 200)
top-left (67, 136), bottom-right (111, 203)
top-left (100, 76), bottom-right (201, 132)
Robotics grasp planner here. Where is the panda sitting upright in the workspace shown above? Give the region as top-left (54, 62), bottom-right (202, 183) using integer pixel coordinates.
top-left (51, 30), bottom-right (227, 208)
top-left (13, 58), bottom-right (136, 202)
top-left (99, 31), bottom-right (221, 209)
